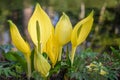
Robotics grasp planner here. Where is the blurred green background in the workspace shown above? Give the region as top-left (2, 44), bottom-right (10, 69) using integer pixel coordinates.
top-left (0, 0), bottom-right (120, 52)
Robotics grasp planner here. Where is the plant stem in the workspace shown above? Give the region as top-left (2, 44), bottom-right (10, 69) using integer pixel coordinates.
top-left (26, 56), bottom-right (31, 80)
top-left (58, 46), bottom-right (62, 61)
top-left (43, 77), bottom-right (48, 80)
top-left (70, 46), bottom-right (77, 65)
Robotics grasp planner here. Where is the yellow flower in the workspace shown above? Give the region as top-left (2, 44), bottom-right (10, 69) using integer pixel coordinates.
top-left (86, 65), bottom-right (92, 71)
top-left (44, 27), bottom-right (59, 67)
top-left (27, 3), bottom-right (52, 77)
top-left (55, 12), bottom-right (72, 46)
top-left (89, 63), bottom-right (97, 67)
top-left (8, 20), bottom-right (31, 79)
top-left (70, 11), bottom-right (94, 65)
top-left (8, 20), bottom-right (31, 58)
top-left (34, 50), bottom-right (51, 77)
top-left (86, 62), bottom-right (97, 71)
top-left (28, 3), bottom-right (52, 53)
top-left (55, 13), bottom-right (72, 61)
top-left (100, 69), bottom-right (107, 76)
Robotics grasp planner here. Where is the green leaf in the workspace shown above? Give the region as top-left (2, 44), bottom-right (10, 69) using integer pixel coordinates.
top-left (8, 70), bottom-right (17, 77)
top-left (0, 66), bottom-right (2, 75)
top-left (10, 51), bottom-right (27, 72)
top-left (42, 52), bottom-right (48, 59)
top-left (3, 68), bottom-right (9, 77)
top-left (4, 52), bottom-right (17, 61)
top-left (49, 61), bottom-right (61, 75)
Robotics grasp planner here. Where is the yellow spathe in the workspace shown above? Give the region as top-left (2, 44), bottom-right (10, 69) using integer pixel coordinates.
top-left (70, 11), bottom-right (94, 65)
top-left (71, 11), bottom-right (94, 47)
top-left (34, 51), bottom-right (51, 77)
top-left (8, 20), bottom-right (31, 57)
top-left (28, 3), bottom-right (53, 52)
top-left (8, 20), bottom-right (31, 79)
top-left (55, 13), bottom-right (72, 46)
top-left (55, 13), bottom-right (72, 61)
